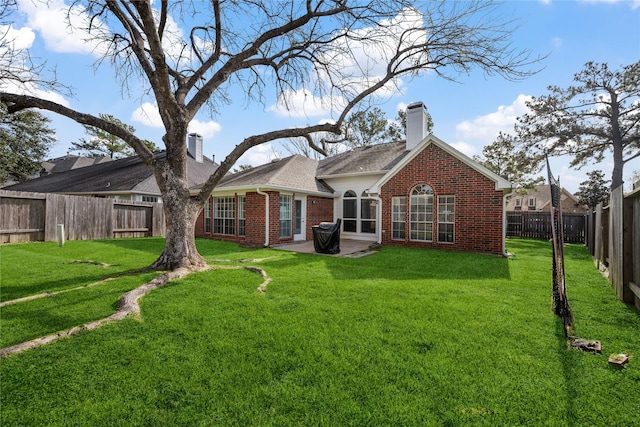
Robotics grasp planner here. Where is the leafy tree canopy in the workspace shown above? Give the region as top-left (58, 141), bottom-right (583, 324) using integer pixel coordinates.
top-left (287, 106), bottom-right (431, 158)
top-left (573, 170), bottom-right (610, 209)
top-left (71, 114), bottom-right (157, 158)
top-left (232, 164), bottom-right (253, 173)
top-left (343, 106), bottom-right (432, 148)
top-left (473, 131), bottom-right (544, 192)
top-left (512, 61), bottom-right (640, 190)
top-left (0, 102), bottom-right (55, 183)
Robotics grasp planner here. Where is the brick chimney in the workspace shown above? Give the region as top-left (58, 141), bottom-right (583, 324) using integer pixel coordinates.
top-left (406, 102), bottom-right (429, 150)
top-left (187, 133), bottom-right (203, 163)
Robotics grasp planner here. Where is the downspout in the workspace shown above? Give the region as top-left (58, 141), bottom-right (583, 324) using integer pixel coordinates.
top-left (366, 190), bottom-right (383, 245)
top-left (256, 188), bottom-right (269, 247)
top-left (503, 187), bottom-right (516, 257)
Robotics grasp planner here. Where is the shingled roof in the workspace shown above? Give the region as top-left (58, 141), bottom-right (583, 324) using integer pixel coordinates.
top-left (42, 155), bottom-right (112, 174)
top-left (317, 141), bottom-right (409, 177)
top-left (202, 143), bottom-right (409, 196)
top-left (214, 155), bottom-right (334, 195)
top-left (6, 151), bottom-right (218, 195)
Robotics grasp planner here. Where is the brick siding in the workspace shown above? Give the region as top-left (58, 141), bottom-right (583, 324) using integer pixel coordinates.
top-left (195, 191), bottom-right (334, 247)
top-left (380, 143), bottom-right (504, 256)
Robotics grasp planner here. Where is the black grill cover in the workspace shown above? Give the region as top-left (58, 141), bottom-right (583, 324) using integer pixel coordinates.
top-left (312, 219), bottom-right (341, 254)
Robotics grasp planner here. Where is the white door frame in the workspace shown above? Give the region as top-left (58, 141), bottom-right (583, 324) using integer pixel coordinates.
top-left (294, 196), bottom-right (306, 241)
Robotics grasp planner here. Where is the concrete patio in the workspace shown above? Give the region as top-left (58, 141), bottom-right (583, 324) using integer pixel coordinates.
top-left (273, 239), bottom-right (379, 258)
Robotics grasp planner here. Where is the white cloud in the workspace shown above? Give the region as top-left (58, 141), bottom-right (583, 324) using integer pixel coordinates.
top-left (132, 103), bottom-right (221, 140)
top-left (267, 89), bottom-right (336, 118)
top-left (449, 141), bottom-right (477, 157)
top-left (0, 79), bottom-right (70, 106)
top-left (455, 94), bottom-right (532, 144)
top-left (188, 119), bottom-right (221, 139)
top-left (153, 11), bottom-right (192, 68)
top-left (0, 24), bottom-right (36, 50)
top-left (17, 0), bottom-right (108, 56)
top-left (238, 143), bottom-right (277, 166)
top-left (131, 102), bottom-right (164, 128)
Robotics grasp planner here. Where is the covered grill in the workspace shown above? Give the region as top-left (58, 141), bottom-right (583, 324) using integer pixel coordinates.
top-left (312, 219), bottom-right (341, 254)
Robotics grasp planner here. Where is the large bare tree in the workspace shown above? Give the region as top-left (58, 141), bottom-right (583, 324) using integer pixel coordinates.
top-left (1, 0), bottom-right (539, 271)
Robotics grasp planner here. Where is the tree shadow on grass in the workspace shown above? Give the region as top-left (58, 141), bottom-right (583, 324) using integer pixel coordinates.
top-left (89, 237), bottom-right (167, 256)
top-left (0, 269), bottom-right (158, 348)
top-left (555, 316), bottom-right (581, 427)
top-left (0, 266), bottom-right (154, 305)
top-left (264, 245), bottom-right (511, 282)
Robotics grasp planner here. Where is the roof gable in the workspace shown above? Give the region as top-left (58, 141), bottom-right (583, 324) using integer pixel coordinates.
top-left (213, 155), bottom-right (333, 195)
top-left (370, 134), bottom-right (512, 192)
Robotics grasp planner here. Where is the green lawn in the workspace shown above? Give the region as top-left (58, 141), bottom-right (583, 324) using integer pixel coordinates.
top-left (1, 238), bottom-right (639, 426)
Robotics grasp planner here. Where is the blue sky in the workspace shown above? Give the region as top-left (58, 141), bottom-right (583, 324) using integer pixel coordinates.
top-left (3, 0), bottom-right (639, 193)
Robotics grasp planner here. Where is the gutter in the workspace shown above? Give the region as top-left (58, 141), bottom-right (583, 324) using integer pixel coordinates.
top-left (502, 187), bottom-right (516, 257)
top-left (256, 188), bottom-right (269, 247)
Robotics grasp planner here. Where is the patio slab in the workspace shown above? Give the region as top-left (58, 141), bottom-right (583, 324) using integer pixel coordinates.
top-left (273, 239), bottom-right (379, 257)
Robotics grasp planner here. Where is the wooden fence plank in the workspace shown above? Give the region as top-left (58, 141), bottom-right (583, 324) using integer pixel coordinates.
top-left (608, 186), bottom-right (631, 302)
top-left (0, 190), bottom-right (165, 244)
top-left (631, 191), bottom-right (640, 310)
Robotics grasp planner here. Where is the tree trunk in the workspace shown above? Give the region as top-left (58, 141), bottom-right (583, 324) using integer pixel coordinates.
top-left (150, 141), bottom-right (207, 271)
top-left (151, 197), bottom-right (206, 270)
top-left (609, 91), bottom-right (625, 190)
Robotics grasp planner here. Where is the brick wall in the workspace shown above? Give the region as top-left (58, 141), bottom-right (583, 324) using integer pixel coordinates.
top-left (380, 143), bottom-right (505, 256)
top-left (245, 191), bottom-right (265, 245)
top-left (195, 192), bottom-right (336, 247)
top-left (306, 196), bottom-right (334, 237)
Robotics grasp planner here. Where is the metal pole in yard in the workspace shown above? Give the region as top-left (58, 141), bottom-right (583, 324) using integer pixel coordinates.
top-left (57, 224), bottom-right (65, 247)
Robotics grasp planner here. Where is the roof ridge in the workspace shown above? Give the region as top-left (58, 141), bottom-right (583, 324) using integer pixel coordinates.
top-left (270, 154), bottom-right (317, 181)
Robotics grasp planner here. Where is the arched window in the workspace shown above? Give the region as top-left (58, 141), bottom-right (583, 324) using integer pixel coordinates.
top-left (360, 191), bottom-right (376, 234)
top-left (410, 184), bottom-right (433, 241)
top-left (343, 190), bottom-right (357, 232)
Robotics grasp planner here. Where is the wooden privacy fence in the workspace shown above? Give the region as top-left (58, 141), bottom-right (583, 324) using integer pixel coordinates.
top-left (0, 190), bottom-right (165, 244)
top-left (506, 211), bottom-right (586, 243)
top-left (587, 185), bottom-right (640, 310)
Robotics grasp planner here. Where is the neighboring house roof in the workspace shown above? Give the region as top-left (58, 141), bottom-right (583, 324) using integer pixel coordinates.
top-left (316, 141), bottom-right (409, 178)
top-left (506, 185), bottom-right (587, 212)
top-left (6, 151), bottom-right (218, 196)
top-left (370, 134), bottom-right (512, 192)
top-left (212, 155), bottom-right (334, 196)
top-left (42, 155), bottom-right (112, 174)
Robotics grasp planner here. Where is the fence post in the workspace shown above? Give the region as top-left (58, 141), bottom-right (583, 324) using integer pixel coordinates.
top-left (57, 224), bottom-right (65, 247)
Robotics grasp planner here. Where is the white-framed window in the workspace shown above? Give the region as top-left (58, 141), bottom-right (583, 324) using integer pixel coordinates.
top-left (438, 195), bottom-right (455, 243)
top-left (392, 196), bottom-right (406, 240)
top-left (142, 195), bottom-right (159, 203)
top-left (410, 184), bottom-right (434, 242)
top-left (528, 197), bottom-right (536, 207)
top-left (238, 196), bottom-right (246, 236)
top-left (204, 197), bottom-right (211, 233)
top-left (515, 198), bottom-right (522, 207)
top-left (360, 191), bottom-right (376, 234)
top-left (279, 194), bottom-right (292, 238)
top-left (343, 190), bottom-right (357, 232)
top-left (214, 196), bottom-right (235, 235)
